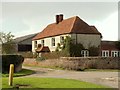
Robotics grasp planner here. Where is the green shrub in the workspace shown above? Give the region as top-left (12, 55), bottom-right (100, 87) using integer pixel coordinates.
top-left (41, 51), bottom-right (68, 59)
top-left (2, 43), bottom-right (17, 54)
top-left (88, 46), bottom-right (99, 56)
top-left (70, 43), bottom-right (85, 57)
top-left (55, 36), bottom-right (85, 57)
top-left (1, 54), bottom-right (24, 73)
top-left (78, 67), bottom-right (85, 71)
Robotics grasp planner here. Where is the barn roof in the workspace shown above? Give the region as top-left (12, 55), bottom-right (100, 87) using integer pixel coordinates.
top-left (14, 33), bottom-right (38, 44)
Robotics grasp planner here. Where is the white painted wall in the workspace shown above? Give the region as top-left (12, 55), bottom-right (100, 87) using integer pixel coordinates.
top-left (71, 34), bottom-right (101, 49)
top-left (32, 41), bottom-right (36, 52)
top-left (32, 34), bottom-right (70, 52)
top-left (32, 34), bottom-right (101, 52)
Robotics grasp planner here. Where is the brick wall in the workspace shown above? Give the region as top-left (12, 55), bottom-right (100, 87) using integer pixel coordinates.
top-left (23, 57), bottom-right (120, 70)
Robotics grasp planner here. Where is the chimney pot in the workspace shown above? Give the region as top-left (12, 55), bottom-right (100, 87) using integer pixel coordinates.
top-left (59, 14), bottom-right (63, 22)
top-left (56, 15), bottom-right (59, 24)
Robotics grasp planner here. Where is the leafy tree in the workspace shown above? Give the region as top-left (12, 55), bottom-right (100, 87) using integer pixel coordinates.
top-left (55, 43), bottom-right (61, 52)
top-left (70, 43), bottom-right (85, 57)
top-left (56, 36), bottom-right (85, 57)
top-left (62, 36), bottom-right (71, 56)
top-left (88, 46), bottom-right (99, 56)
top-left (0, 32), bottom-right (14, 44)
top-left (0, 32), bottom-right (16, 54)
top-left (56, 36), bottom-right (100, 57)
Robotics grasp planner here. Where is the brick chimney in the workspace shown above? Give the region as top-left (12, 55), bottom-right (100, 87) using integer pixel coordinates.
top-left (56, 15), bottom-right (59, 24)
top-left (59, 14), bottom-right (63, 22)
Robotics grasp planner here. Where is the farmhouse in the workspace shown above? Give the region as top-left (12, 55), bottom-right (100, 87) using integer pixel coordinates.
top-left (32, 14), bottom-right (102, 56)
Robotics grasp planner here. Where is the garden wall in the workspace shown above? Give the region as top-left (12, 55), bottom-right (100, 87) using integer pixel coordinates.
top-left (24, 57), bottom-right (120, 70)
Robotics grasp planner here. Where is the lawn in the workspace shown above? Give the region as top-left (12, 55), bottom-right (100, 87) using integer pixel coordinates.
top-left (2, 77), bottom-right (110, 89)
top-left (2, 69), bottom-right (34, 77)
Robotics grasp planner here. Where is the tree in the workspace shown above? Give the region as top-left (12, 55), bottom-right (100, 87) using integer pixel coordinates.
top-left (56, 36), bottom-right (85, 57)
top-left (0, 32), bottom-right (16, 54)
top-left (88, 46), bottom-right (99, 56)
top-left (0, 32), bottom-right (14, 44)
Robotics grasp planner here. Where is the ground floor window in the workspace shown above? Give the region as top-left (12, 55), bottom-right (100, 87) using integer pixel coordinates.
top-left (111, 50), bottom-right (119, 57)
top-left (41, 40), bottom-right (44, 46)
top-left (102, 50), bottom-right (109, 57)
top-left (51, 38), bottom-right (55, 46)
top-left (81, 50), bottom-right (89, 57)
top-left (34, 41), bottom-right (37, 48)
top-left (60, 36), bottom-right (64, 44)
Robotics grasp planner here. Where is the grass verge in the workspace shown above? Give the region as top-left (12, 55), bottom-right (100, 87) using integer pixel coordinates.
top-left (2, 77), bottom-right (111, 88)
top-left (2, 69), bottom-right (35, 77)
top-left (23, 64), bottom-right (120, 72)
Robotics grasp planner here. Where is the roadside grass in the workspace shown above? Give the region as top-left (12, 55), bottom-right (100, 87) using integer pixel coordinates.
top-left (2, 69), bottom-right (35, 77)
top-left (23, 64), bottom-right (120, 72)
top-left (23, 64), bottom-right (65, 70)
top-left (2, 77), bottom-right (111, 89)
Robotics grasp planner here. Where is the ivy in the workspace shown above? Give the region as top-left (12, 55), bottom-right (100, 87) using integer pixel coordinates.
top-left (56, 36), bottom-right (85, 57)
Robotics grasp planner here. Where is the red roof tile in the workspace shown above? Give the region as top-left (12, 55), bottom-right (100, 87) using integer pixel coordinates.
top-left (33, 16), bottom-right (101, 40)
top-left (101, 41), bottom-right (118, 51)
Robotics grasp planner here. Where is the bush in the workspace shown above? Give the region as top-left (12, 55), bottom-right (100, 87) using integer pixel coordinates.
top-left (88, 46), bottom-right (99, 56)
top-left (2, 43), bottom-right (17, 54)
top-left (70, 43), bottom-right (84, 57)
top-left (1, 54), bottom-right (24, 73)
top-left (41, 51), bottom-right (68, 59)
top-left (55, 36), bottom-right (85, 57)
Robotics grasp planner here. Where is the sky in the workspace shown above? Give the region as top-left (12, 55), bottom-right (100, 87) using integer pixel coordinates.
top-left (1, 1), bottom-right (119, 41)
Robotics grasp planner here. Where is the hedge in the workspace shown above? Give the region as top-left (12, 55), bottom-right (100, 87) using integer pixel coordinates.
top-left (1, 54), bottom-right (24, 73)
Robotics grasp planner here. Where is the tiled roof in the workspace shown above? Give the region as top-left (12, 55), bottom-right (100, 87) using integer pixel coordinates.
top-left (14, 33), bottom-right (38, 44)
top-left (101, 41), bottom-right (118, 50)
top-left (33, 16), bottom-right (101, 40)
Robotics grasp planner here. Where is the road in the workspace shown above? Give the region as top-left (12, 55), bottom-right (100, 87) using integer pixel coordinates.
top-left (22, 66), bottom-right (119, 88)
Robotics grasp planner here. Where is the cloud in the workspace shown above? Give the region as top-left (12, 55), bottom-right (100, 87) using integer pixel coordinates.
top-left (94, 11), bottom-right (118, 41)
top-left (1, 2), bottom-right (118, 40)
top-left (1, 18), bottom-right (30, 37)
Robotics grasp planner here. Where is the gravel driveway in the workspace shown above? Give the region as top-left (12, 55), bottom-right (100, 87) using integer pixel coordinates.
top-left (22, 66), bottom-right (119, 88)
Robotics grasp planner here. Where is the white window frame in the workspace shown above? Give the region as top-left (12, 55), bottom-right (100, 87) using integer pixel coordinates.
top-left (111, 50), bottom-right (119, 57)
top-left (34, 41), bottom-right (37, 48)
top-left (81, 50), bottom-right (89, 57)
top-left (118, 51), bottom-right (120, 57)
top-left (51, 38), bottom-right (55, 46)
top-left (102, 50), bottom-right (109, 57)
